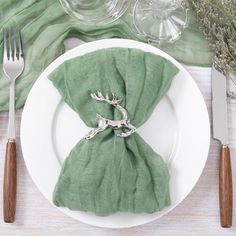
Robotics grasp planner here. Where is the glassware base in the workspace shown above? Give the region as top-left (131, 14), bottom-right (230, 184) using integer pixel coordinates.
top-left (133, 0), bottom-right (189, 44)
top-left (60, 0), bottom-right (129, 25)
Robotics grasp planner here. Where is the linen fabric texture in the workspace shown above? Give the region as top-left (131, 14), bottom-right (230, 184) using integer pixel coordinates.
top-left (49, 48), bottom-right (179, 216)
top-left (0, 0), bottom-right (212, 112)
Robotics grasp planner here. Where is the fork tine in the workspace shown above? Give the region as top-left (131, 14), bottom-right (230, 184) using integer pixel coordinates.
top-left (2, 27), bottom-right (25, 82)
top-left (8, 29), bottom-right (13, 60)
top-left (13, 30), bottom-right (17, 60)
top-left (3, 29), bottom-right (8, 61)
top-left (18, 30), bottom-right (23, 58)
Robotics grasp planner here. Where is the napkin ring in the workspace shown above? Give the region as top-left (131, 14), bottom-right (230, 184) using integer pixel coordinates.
top-left (85, 91), bottom-right (136, 140)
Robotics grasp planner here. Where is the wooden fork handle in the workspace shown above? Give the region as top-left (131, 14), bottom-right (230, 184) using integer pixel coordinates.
top-left (3, 139), bottom-right (17, 223)
top-left (219, 146), bottom-right (233, 228)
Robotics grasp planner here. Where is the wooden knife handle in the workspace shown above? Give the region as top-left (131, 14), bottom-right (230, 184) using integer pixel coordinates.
top-left (219, 146), bottom-right (233, 228)
top-left (3, 139), bottom-right (17, 223)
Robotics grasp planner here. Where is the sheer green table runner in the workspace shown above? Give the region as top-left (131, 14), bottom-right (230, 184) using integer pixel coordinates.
top-left (0, 0), bottom-right (213, 111)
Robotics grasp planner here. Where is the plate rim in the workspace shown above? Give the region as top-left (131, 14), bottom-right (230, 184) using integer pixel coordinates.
top-left (21, 39), bottom-right (210, 228)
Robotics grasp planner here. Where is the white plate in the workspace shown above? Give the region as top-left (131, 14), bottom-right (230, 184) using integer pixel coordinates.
top-left (21, 39), bottom-right (210, 228)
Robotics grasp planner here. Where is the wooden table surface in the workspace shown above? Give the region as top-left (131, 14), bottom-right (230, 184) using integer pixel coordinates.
top-left (0, 61), bottom-right (236, 235)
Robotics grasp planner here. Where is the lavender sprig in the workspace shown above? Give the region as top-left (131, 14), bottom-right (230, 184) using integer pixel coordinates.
top-left (189, 0), bottom-right (236, 76)
top-left (189, 0), bottom-right (236, 99)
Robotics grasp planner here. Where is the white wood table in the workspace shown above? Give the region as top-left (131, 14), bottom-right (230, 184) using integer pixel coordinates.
top-left (0, 61), bottom-right (236, 235)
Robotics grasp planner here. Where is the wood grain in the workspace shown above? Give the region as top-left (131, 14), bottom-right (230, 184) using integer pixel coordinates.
top-left (219, 146), bottom-right (233, 228)
top-left (3, 139), bottom-right (17, 223)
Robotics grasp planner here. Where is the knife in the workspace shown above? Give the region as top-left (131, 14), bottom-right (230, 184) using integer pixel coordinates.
top-left (212, 62), bottom-right (233, 228)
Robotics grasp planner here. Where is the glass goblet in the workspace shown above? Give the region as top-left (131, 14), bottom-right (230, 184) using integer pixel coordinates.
top-left (133, 0), bottom-right (189, 44)
top-left (60, 0), bottom-right (129, 25)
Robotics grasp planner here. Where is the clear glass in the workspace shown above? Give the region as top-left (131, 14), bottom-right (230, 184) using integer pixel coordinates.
top-left (133, 0), bottom-right (189, 44)
top-left (59, 0), bottom-right (129, 25)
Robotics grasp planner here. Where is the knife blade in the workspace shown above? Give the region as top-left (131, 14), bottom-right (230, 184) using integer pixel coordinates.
top-left (212, 64), bottom-right (228, 145)
top-left (212, 63), bottom-right (233, 228)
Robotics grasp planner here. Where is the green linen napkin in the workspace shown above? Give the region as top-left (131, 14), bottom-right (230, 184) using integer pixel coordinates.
top-left (48, 48), bottom-right (179, 216)
top-left (0, 0), bottom-right (212, 112)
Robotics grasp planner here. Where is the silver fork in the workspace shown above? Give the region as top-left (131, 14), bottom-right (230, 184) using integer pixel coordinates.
top-left (3, 29), bottom-right (24, 223)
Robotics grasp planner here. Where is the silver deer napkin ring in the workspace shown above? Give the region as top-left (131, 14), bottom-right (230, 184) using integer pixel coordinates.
top-left (85, 91), bottom-right (137, 140)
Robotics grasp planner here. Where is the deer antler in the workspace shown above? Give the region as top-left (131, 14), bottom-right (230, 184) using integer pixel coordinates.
top-left (91, 91), bottom-right (105, 101)
top-left (90, 91), bottom-right (121, 105)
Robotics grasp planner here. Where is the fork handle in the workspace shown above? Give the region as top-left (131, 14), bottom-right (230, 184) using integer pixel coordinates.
top-left (219, 146), bottom-right (232, 228)
top-left (3, 139), bottom-right (17, 223)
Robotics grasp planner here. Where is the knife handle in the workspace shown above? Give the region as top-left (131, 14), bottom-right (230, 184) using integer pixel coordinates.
top-left (219, 146), bottom-right (233, 228)
top-left (3, 139), bottom-right (17, 223)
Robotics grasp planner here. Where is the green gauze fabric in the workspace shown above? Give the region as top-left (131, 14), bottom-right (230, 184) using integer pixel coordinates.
top-left (0, 0), bottom-right (212, 112)
top-left (48, 48), bottom-right (179, 216)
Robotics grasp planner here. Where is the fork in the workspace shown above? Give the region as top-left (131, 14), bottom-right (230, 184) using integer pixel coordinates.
top-left (3, 29), bottom-right (24, 223)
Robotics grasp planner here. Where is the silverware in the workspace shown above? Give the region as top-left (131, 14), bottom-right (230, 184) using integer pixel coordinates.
top-left (212, 62), bottom-right (232, 228)
top-left (3, 28), bottom-right (24, 223)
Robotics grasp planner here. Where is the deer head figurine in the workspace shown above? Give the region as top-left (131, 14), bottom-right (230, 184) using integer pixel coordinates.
top-left (85, 91), bottom-right (136, 139)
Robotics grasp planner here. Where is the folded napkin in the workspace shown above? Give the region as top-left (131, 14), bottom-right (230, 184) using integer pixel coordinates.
top-left (0, 0), bottom-right (212, 112)
top-left (48, 48), bottom-right (179, 216)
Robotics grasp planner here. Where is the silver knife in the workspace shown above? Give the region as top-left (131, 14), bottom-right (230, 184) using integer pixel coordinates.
top-left (212, 62), bottom-right (233, 228)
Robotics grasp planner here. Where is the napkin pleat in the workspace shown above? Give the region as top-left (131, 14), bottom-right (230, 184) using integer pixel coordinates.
top-left (49, 48), bottom-right (178, 215)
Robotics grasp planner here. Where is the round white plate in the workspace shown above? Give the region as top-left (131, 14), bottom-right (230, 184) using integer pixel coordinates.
top-left (21, 39), bottom-right (210, 228)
